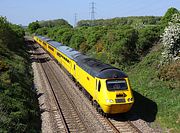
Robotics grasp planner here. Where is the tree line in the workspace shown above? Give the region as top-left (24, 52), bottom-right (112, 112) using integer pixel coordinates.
top-left (28, 7), bottom-right (179, 68)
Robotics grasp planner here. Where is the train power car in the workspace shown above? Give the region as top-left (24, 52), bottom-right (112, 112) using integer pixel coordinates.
top-left (33, 35), bottom-right (134, 114)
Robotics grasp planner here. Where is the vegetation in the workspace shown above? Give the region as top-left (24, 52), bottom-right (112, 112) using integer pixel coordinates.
top-left (39, 19), bottom-right (72, 28)
top-left (77, 16), bottom-right (161, 27)
top-left (127, 42), bottom-right (180, 132)
top-left (28, 7), bottom-right (180, 132)
top-left (28, 21), bottom-right (41, 34)
top-left (161, 13), bottom-right (180, 64)
top-left (160, 7), bottom-right (179, 30)
top-left (0, 17), bottom-right (40, 132)
top-left (32, 17), bottom-right (162, 68)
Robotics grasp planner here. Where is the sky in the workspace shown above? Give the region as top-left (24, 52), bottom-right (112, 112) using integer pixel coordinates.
top-left (0, 0), bottom-right (180, 26)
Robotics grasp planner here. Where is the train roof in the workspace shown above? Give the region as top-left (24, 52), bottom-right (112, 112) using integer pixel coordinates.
top-left (37, 36), bottom-right (52, 42)
top-left (37, 36), bottom-right (62, 48)
top-left (36, 35), bottom-right (127, 79)
top-left (48, 41), bottom-right (63, 48)
top-left (36, 35), bottom-right (82, 59)
top-left (75, 55), bottom-right (127, 78)
top-left (57, 46), bottom-right (82, 59)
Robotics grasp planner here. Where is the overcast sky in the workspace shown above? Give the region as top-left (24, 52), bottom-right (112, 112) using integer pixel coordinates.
top-left (0, 0), bottom-right (180, 26)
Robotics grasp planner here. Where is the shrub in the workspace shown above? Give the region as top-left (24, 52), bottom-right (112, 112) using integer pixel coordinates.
top-left (161, 13), bottom-right (180, 64)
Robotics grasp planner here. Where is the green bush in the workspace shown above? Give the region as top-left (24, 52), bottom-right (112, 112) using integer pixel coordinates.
top-left (0, 16), bottom-right (40, 132)
top-left (137, 26), bottom-right (160, 55)
top-left (28, 21), bottom-right (41, 34)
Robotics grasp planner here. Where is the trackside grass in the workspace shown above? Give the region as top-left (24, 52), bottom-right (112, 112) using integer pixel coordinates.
top-left (127, 44), bottom-right (180, 132)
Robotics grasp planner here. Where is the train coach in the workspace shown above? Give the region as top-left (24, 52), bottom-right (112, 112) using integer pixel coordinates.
top-left (33, 35), bottom-right (134, 115)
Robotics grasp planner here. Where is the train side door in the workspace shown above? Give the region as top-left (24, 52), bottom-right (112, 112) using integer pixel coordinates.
top-left (73, 64), bottom-right (76, 79)
top-left (95, 79), bottom-right (101, 102)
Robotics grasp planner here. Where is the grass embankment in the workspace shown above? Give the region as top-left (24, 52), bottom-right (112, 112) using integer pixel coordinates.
top-left (127, 44), bottom-right (180, 132)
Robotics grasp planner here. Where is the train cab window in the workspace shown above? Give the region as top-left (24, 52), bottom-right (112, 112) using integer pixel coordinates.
top-left (106, 79), bottom-right (128, 91)
top-left (98, 81), bottom-right (101, 92)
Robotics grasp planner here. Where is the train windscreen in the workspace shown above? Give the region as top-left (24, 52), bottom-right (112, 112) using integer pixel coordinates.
top-left (106, 79), bottom-right (128, 91)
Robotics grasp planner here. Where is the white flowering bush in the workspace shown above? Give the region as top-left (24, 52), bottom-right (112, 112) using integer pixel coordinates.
top-left (161, 13), bottom-right (180, 63)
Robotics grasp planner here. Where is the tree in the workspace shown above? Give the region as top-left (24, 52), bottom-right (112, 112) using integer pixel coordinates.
top-left (161, 13), bottom-right (180, 63)
top-left (137, 26), bottom-right (160, 55)
top-left (0, 17), bottom-right (24, 51)
top-left (160, 7), bottom-right (179, 29)
top-left (70, 33), bottom-right (85, 50)
top-left (61, 30), bottom-right (73, 45)
top-left (39, 19), bottom-right (72, 28)
top-left (107, 26), bottom-right (138, 66)
top-left (36, 27), bottom-right (49, 35)
top-left (28, 21), bottom-right (40, 33)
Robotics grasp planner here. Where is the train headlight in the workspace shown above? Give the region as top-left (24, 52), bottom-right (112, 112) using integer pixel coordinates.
top-left (128, 98), bottom-right (133, 102)
top-left (106, 99), bottom-right (114, 103)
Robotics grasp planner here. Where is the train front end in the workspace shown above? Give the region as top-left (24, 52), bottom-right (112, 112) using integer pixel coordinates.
top-left (97, 69), bottom-right (134, 114)
top-left (103, 78), bottom-right (134, 114)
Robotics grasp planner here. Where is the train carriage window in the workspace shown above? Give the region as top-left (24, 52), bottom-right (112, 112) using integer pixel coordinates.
top-left (43, 42), bottom-right (46, 45)
top-left (57, 52), bottom-right (70, 64)
top-left (98, 81), bottom-right (101, 92)
top-left (74, 65), bottom-right (76, 70)
top-left (57, 52), bottom-right (62, 57)
top-left (48, 46), bottom-right (54, 51)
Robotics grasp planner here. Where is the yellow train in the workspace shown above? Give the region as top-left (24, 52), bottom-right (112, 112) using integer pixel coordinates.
top-left (34, 35), bottom-right (134, 114)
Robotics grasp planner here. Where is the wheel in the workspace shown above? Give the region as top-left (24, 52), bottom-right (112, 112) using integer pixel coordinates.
top-left (103, 113), bottom-right (108, 117)
top-left (98, 107), bottom-right (104, 115)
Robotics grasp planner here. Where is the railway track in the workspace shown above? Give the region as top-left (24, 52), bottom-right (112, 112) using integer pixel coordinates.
top-left (28, 38), bottom-right (148, 133)
top-left (48, 51), bottom-right (141, 133)
top-left (30, 42), bottom-right (88, 132)
top-left (48, 50), bottom-right (143, 133)
top-left (107, 118), bottom-right (142, 133)
top-left (42, 60), bottom-right (88, 132)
